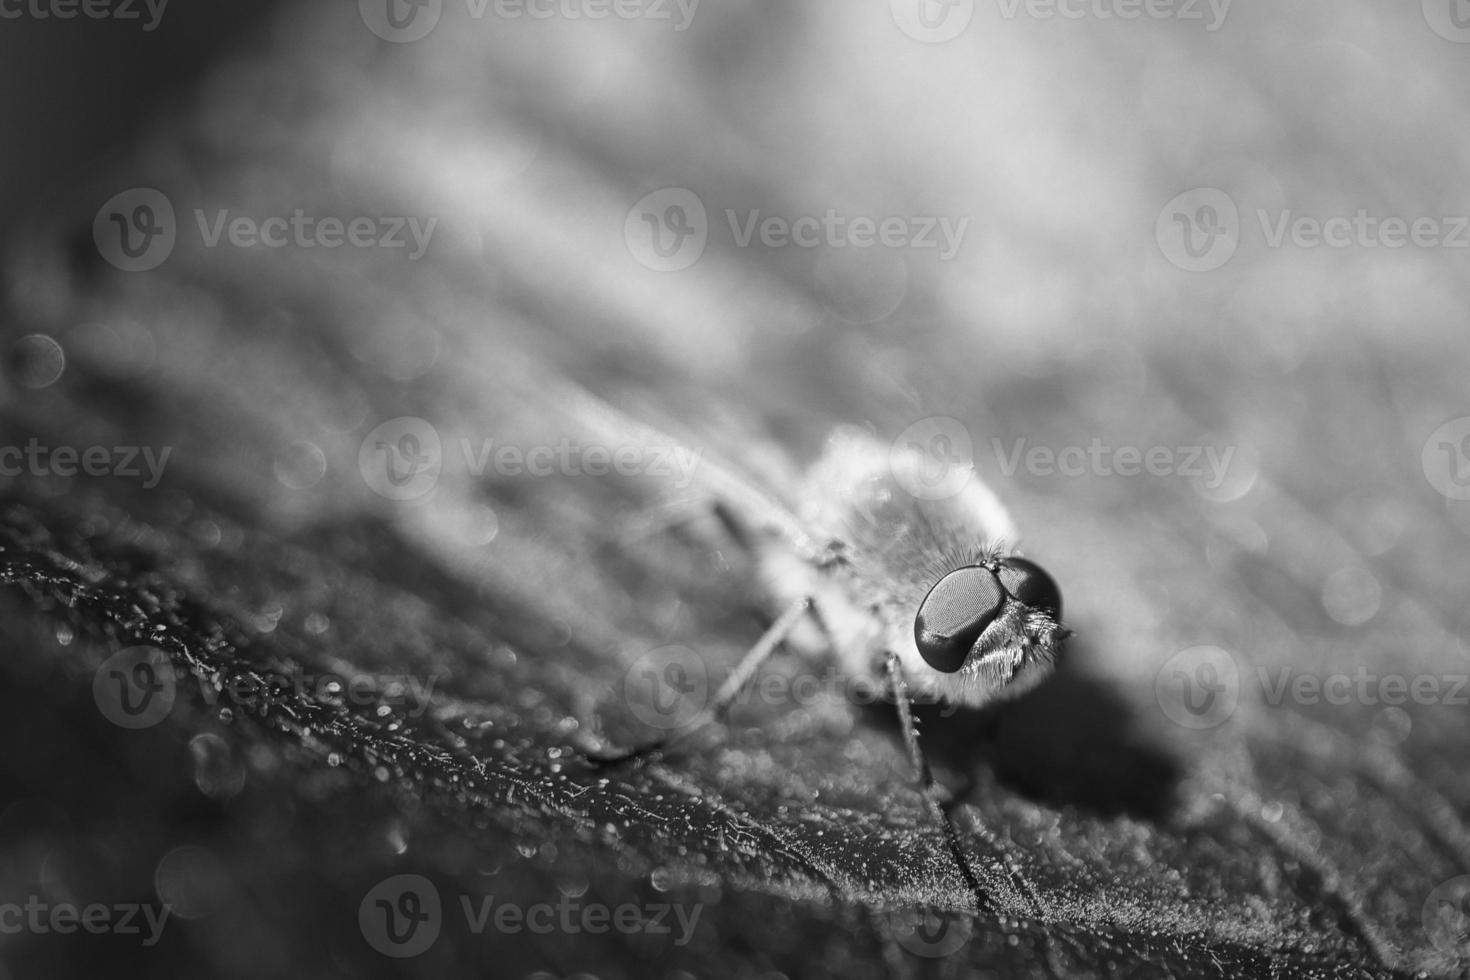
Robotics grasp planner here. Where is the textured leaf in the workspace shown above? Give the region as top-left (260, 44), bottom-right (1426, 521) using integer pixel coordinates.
top-left (2, 5), bottom-right (1468, 978)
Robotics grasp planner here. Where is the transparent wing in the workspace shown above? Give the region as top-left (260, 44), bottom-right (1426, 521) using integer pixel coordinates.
top-left (471, 344), bottom-right (825, 562)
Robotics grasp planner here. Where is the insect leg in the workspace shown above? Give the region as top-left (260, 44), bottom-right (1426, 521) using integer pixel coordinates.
top-left (883, 650), bottom-right (1070, 975)
top-left (589, 596), bottom-right (815, 766)
top-left (884, 652), bottom-right (1034, 918)
top-left (690, 596), bottom-right (815, 734)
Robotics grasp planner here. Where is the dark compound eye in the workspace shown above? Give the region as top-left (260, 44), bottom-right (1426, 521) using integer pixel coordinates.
top-left (996, 556), bottom-right (1062, 619)
top-left (914, 565), bottom-right (1006, 674)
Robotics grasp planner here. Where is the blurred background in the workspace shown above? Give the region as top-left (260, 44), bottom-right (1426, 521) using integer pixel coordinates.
top-left (2, 1), bottom-right (1470, 977)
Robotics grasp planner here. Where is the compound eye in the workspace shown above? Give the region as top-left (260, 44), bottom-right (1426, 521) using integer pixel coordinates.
top-left (914, 566), bottom-right (1006, 673)
top-left (996, 556), bottom-right (1062, 618)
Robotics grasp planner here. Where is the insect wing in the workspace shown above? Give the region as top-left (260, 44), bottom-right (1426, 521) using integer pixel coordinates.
top-left (480, 348), bottom-right (825, 561)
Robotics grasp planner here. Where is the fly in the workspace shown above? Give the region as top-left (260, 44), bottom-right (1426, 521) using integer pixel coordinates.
top-left (494, 354), bottom-right (1072, 931)
top-left (598, 423), bottom-right (1072, 754)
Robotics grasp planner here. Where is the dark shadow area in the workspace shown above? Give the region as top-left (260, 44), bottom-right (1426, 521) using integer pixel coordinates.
top-left (869, 643), bottom-right (1183, 822)
top-left (0, 0), bottom-right (287, 231)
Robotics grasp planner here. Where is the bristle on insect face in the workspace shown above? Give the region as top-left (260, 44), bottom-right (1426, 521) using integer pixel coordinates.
top-left (917, 541), bottom-right (1009, 585)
